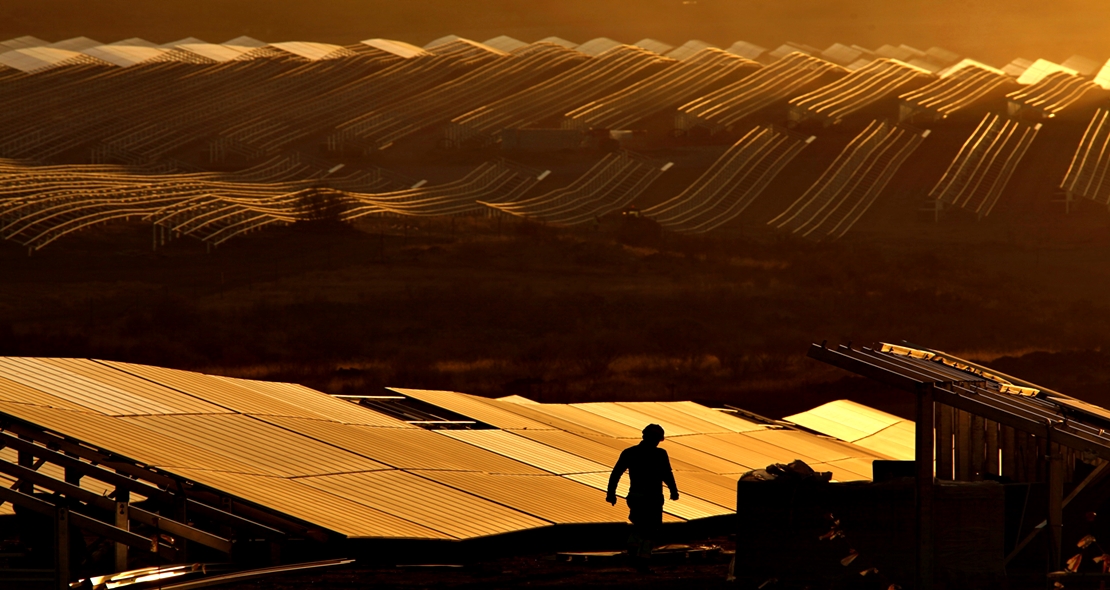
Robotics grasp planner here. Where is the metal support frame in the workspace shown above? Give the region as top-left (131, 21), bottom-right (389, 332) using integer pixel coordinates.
top-left (0, 459), bottom-right (233, 553)
top-left (0, 430), bottom-right (285, 540)
top-left (0, 486), bottom-right (152, 551)
top-left (806, 344), bottom-right (1110, 462)
top-left (17, 436), bottom-right (34, 494)
top-left (55, 506), bottom-right (68, 590)
top-left (1005, 460), bottom-right (1110, 565)
top-left (916, 385), bottom-right (935, 590)
top-left (114, 500), bottom-right (129, 572)
top-left (808, 341), bottom-right (1110, 583)
top-left (0, 485), bottom-right (150, 589)
top-left (970, 414), bottom-right (985, 480)
top-left (1047, 428), bottom-right (1064, 570)
top-left (936, 404), bottom-right (953, 480)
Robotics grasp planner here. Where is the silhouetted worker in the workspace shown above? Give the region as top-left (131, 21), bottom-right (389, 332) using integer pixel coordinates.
top-left (606, 423), bottom-right (679, 573)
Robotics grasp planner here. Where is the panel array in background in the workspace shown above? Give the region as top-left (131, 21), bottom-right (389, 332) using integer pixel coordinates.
top-left (0, 357), bottom-right (892, 542)
top-left (1, 34), bottom-right (1107, 255)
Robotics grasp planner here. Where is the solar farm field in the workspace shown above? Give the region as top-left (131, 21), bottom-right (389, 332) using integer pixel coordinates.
top-left (2, 31), bottom-right (1110, 421)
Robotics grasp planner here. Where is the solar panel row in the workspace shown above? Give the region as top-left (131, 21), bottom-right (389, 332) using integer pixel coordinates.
top-left (1, 35), bottom-right (1106, 246)
top-left (0, 358), bottom-right (890, 541)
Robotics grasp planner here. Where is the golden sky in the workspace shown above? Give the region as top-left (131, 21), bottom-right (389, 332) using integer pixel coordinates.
top-left (1, 0), bottom-right (1107, 65)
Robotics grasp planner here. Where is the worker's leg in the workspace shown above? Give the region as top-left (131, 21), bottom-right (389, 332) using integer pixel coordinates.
top-left (626, 495), bottom-right (663, 572)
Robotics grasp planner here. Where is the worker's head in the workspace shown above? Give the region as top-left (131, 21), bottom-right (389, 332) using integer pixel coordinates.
top-left (642, 423), bottom-right (665, 445)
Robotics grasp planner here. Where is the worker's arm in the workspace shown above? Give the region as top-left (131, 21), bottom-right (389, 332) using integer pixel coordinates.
top-left (661, 449), bottom-right (679, 501)
top-left (606, 450), bottom-right (628, 505)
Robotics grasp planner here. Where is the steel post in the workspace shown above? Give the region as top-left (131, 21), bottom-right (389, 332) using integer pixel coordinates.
top-left (916, 385), bottom-right (935, 590)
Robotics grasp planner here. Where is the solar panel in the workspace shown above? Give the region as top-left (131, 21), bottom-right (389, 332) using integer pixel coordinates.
top-left (103, 361), bottom-right (340, 418)
top-left (299, 470), bottom-right (549, 539)
top-left (786, 400), bottom-right (915, 461)
top-left (0, 357), bottom-right (182, 416)
top-left (667, 434), bottom-right (780, 472)
top-left (482, 36), bottom-right (528, 53)
top-left (359, 38), bottom-right (429, 59)
top-left (410, 471), bottom-right (624, 525)
top-left (52, 37), bottom-right (103, 51)
top-left (257, 416), bottom-right (545, 473)
top-left (813, 457), bottom-right (877, 482)
top-left (634, 38), bottom-right (674, 55)
top-left (0, 401), bottom-right (261, 473)
top-left (439, 430), bottom-right (609, 475)
top-left (39, 358), bottom-right (232, 415)
top-left (213, 376), bottom-right (414, 427)
top-left (742, 430), bottom-right (887, 463)
top-left (120, 414), bottom-right (391, 477)
top-left (614, 402), bottom-right (750, 435)
top-left (83, 45), bottom-right (168, 67)
top-left (565, 472), bottom-right (729, 520)
top-left (573, 402), bottom-right (703, 436)
top-left (222, 36), bottom-right (266, 48)
top-left (568, 432), bottom-right (732, 474)
top-left (0, 356), bottom-right (900, 545)
top-left (669, 470), bottom-right (739, 509)
top-left (390, 388), bottom-right (555, 430)
top-left (785, 399), bottom-right (901, 442)
top-left (1017, 58), bottom-right (1079, 85)
top-left (511, 429), bottom-right (643, 467)
top-left (269, 42), bottom-right (350, 61)
top-left (492, 397), bottom-right (644, 437)
top-left (176, 43), bottom-right (251, 62)
top-left (0, 374), bottom-right (93, 411)
top-left (853, 422), bottom-right (915, 460)
top-left (663, 401), bottom-right (765, 432)
top-left (536, 36), bottom-right (578, 49)
top-left (172, 468), bottom-right (447, 539)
